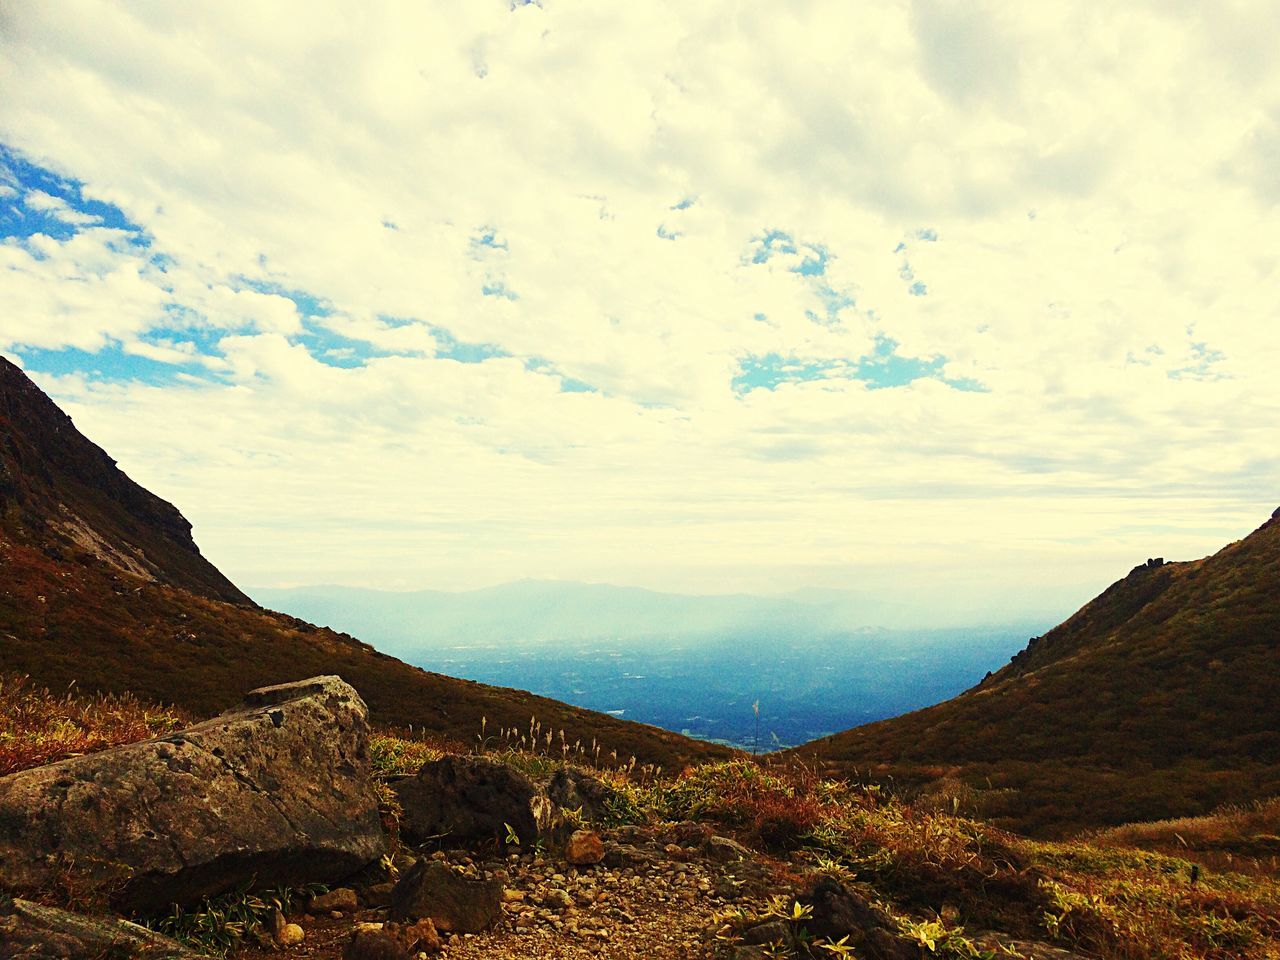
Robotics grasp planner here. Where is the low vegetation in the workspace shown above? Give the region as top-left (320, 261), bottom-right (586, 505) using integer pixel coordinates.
top-left (0, 673), bottom-right (184, 776)
top-left (1094, 797), bottom-right (1280, 876)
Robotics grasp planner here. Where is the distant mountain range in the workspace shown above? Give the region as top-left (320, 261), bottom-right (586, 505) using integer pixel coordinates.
top-left (0, 358), bottom-right (730, 770)
top-left (792, 509), bottom-right (1280, 836)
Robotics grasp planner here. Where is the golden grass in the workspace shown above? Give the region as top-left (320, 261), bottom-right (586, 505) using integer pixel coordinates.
top-left (0, 673), bottom-right (185, 776)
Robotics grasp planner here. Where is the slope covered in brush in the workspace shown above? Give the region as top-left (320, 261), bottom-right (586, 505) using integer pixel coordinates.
top-left (792, 511), bottom-right (1280, 834)
top-left (0, 359), bottom-right (731, 770)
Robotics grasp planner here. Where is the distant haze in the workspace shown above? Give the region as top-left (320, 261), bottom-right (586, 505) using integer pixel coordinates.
top-left (254, 580), bottom-right (1049, 750)
top-left (252, 579), bottom-right (1057, 648)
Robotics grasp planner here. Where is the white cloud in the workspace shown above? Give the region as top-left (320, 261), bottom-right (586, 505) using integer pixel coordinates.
top-left (1, 1), bottom-right (1278, 620)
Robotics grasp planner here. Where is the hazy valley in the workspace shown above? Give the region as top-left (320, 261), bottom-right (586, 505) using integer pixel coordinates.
top-left (254, 583), bottom-right (1042, 751)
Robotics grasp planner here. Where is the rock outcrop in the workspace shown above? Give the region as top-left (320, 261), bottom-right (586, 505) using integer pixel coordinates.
top-left (391, 756), bottom-right (554, 848)
top-left (798, 876), bottom-right (918, 960)
top-left (0, 895), bottom-right (203, 959)
top-left (0, 676), bottom-right (385, 912)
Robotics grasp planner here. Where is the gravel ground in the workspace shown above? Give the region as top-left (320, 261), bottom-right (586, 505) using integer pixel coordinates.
top-left (234, 828), bottom-right (778, 960)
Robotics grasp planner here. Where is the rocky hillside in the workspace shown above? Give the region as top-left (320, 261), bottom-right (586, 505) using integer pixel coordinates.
top-left (0, 358), bottom-right (730, 771)
top-left (6, 675), bottom-right (1278, 960)
top-left (791, 510), bottom-right (1280, 835)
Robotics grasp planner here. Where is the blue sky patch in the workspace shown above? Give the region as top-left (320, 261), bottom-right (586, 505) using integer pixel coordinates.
top-left (748, 229), bottom-right (797, 264)
top-left (290, 320), bottom-right (414, 369)
top-left (0, 144), bottom-right (147, 246)
top-left (471, 227), bottom-right (508, 254)
top-left (792, 243), bottom-right (829, 277)
top-left (524, 356), bottom-right (599, 393)
top-left (734, 335), bottom-right (987, 395)
top-left (15, 343), bottom-right (195, 387)
top-left (1169, 341), bottom-right (1227, 381)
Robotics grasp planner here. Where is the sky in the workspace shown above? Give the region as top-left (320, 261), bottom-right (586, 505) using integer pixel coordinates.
top-left (0, 1), bottom-right (1277, 624)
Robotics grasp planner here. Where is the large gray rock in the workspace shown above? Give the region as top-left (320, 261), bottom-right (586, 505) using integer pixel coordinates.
top-left (0, 895), bottom-right (203, 959)
top-left (0, 676), bottom-right (385, 912)
top-left (546, 767), bottom-right (618, 823)
top-left (391, 756), bottom-right (554, 848)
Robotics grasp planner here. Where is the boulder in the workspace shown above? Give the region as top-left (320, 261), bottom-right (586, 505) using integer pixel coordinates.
top-left (0, 895), bottom-right (203, 959)
top-left (546, 768), bottom-right (618, 823)
top-left (391, 755), bottom-right (553, 848)
top-left (388, 860), bottom-right (502, 932)
top-left (0, 676), bottom-right (385, 912)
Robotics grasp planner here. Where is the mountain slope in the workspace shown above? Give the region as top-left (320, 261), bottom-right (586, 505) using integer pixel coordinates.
top-left (792, 511), bottom-right (1280, 835)
top-left (0, 358), bottom-right (731, 770)
top-left (0, 358), bottom-right (247, 604)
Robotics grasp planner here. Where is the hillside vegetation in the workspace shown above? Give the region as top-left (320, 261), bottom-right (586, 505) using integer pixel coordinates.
top-left (791, 511), bottom-right (1280, 836)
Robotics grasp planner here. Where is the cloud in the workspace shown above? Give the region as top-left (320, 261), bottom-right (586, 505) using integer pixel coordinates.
top-left (0, 1), bottom-right (1277, 617)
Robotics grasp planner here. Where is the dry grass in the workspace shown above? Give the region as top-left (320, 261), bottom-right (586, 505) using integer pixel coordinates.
top-left (0, 673), bottom-right (186, 776)
top-left (656, 760), bottom-right (1280, 960)
top-left (1095, 797), bottom-right (1280, 876)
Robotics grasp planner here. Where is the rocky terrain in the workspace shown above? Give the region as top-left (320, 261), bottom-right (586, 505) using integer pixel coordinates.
top-left (5, 672), bottom-right (1279, 960)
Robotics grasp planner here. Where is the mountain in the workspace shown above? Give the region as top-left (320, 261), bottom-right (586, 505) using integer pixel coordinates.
top-left (0, 361), bottom-right (247, 604)
top-left (0, 358), bottom-right (731, 770)
top-left (791, 510), bottom-right (1280, 836)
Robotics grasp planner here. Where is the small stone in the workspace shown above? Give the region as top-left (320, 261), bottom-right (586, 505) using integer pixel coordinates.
top-left (278, 923), bottom-right (305, 947)
top-left (706, 836), bottom-right (751, 863)
top-left (311, 887), bottom-right (360, 913)
top-left (566, 830), bottom-right (605, 866)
